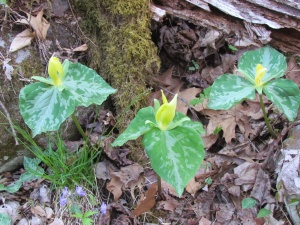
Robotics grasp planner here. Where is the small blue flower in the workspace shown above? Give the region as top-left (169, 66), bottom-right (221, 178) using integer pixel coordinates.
top-left (60, 187), bottom-right (69, 207)
top-left (60, 196), bottom-right (67, 207)
top-left (100, 202), bottom-right (107, 215)
top-left (75, 186), bottom-right (86, 197)
top-left (62, 186), bottom-right (69, 197)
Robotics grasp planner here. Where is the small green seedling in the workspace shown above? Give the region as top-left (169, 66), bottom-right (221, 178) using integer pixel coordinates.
top-left (19, 56), bottom-right (116, 138)
top-left (205, 177), bottom-right (213, 185)
top-left (228, 44), bottom-right (238, 52)
top-left (242, 197), bottom-right (271, 218)
top-left (112, 91), bottom-right (205, 196)
top-left (70, 204), bottom-right (97, 225)
top-left (188, 60), bottom-right (200, 71)
top-left (208, 46), bottom-right (300, 138)
top-left (190, 86), bottom-right (211, 106)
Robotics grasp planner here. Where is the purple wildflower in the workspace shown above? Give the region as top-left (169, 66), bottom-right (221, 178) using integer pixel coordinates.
top-left (60, 187), bottom-right (69, 207)
top-left (100, 202), bottom-right (107, 215)
top-left (75, 186), bottom-right (86, 197)
top-left (60, 196), bottom-right (67, 207)
top-left (62, 187), bottom-right (68, 197)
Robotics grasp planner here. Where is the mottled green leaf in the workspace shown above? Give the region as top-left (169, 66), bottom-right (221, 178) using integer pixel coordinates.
top-left (23, 156), bottom-right (44, 178)
top-left (64, 62), bottom-right (116, 107)
top-left (263, 79), bottom-right (300, 121)
top-left (0, 213), bottom-right (11, 225)
top-left (208, 74), bottom-right (255, 110)
top-left (257, 208), bottom-right (271, 218)
top-left (238, 46), bottom-right (286, 84)
top-left (175, 112), bottom-right (205, 134)
top-left (111, 107), bottom-right (155, 146)
top-left (19, 82), bottom-right (75, 136)
top-left (143, 126), bottom-right (205, 196)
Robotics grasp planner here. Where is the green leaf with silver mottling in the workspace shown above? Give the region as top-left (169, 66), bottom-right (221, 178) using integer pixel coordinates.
top-left (19, 82), bottom-right (75, 137)
top-left (0, 213), bottom-right (11, 225)
top-left (208, 74), bottom-right (255, 110)
top-left (175, 112), bottom-right (205, 134)
top-left (263, 79), bottom-right (300, 121)
top-left (143, 126), bottom-right (205, 196)
top-left (238, 46), bottom-right (287, 84)
top-left (64, 62), bottom-right (117, 107)
top-left (111, 107), bottom-right (155, 146)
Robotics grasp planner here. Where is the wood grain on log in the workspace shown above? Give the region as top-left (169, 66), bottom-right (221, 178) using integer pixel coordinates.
top-left (150, 0), bottom-right (300, 53)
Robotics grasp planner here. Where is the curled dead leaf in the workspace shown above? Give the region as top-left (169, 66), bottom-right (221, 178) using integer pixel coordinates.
top-left (9, 28), bottom-right (35, 52)
top-left (16, 9), bottom-right (50, 40)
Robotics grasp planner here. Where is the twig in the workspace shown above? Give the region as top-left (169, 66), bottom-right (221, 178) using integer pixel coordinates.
top-left (262, 121), bottom-right (300, 169)
top-left (0, 100), bottom-right (19, 145)
top-left (67, 0), bottom-right (97, 47)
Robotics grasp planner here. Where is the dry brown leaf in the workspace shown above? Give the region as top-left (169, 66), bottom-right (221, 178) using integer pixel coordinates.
top-left (228, 185), bottom-right (240, 197)
top-left (215, 203), bottom-right (234, 223)
top-left (17, 9), bottom-right (50, 40)
top-left (131, 183), bottom-right (157, 217)
top-left (157, 194), bottom-right (179, 211)
top-left (203, 109), bottom-right (236, 143)
top-left (202, 101), bottom-right (264, 144)
top-left (199, 217), bottom-right (213, 225)
top-left (106, 170), bottom-right (123, 201)
top-left (202, 133), bottom-right (218, 149)
top-left (95, 161), bottom-right (111, 180)
top-left (73, 44), bottom-right (88, 52)
top-left (31, 205), bottom-right (46, 218)
top-left (9, 28), bottom-right (35, 52)
top-left (234, 162), bottom-right (260, 191)
top-left (107, 164), bottom-right (144, 201)
top-left (150, 67), bottom-right (183, 105)
top-left (286, 56), bottom-right (300, 88)
top-left (177, 87), bottom-right (201, 114)
top-left (161, 179), bottom-right (178, 197)
top-left (49, 218), bottom-right (64, 225)
top-left (185, 177), bottom-right (203, 196)
top-left (250, 168), bottom-right (273, 204)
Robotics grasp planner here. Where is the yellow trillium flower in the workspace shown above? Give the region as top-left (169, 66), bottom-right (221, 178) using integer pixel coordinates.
top-left (255, 64), bottom-right (267, 87)
top-left (155, 91), bottom-right (178, 130)
top-left (48, 56), bottom-right (64, 86)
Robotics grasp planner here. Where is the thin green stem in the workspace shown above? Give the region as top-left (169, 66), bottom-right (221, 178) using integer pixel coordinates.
top-left (258, 94), bottom-right (277, 138)
top-left (71, 112), bottom-right (88, 142)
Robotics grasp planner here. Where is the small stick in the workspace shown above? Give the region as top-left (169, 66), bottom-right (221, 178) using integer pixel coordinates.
top-left (0, 100), bottom-right (19, 145)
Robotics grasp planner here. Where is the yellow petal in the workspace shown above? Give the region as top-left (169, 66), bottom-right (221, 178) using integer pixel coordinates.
top-left (155, 92), bottom-right (178, 130)
top-left (255, 64), bottom-right (267, 86)
top-left (48, 56), bottom-right (63, 86)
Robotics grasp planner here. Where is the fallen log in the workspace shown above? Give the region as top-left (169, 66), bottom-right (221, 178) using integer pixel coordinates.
top-left (150, 0), bottom-right (300, 54)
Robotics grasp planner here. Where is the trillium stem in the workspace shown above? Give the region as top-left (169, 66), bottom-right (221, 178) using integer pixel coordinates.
top-left (157, 174), bottom-right (162, 197)
top-left (71, 112), bottom-right (88, 142)
top-left (258, 94), bottom-right (277, 138)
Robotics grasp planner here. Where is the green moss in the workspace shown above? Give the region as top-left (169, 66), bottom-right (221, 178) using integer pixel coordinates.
top-left (73, 0), bottom-right (160, 131)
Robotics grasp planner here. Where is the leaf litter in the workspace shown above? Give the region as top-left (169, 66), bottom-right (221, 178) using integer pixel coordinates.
top-left (1, 2), bottom-right (300, 225)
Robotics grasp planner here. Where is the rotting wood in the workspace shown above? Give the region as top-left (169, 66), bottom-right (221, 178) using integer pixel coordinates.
top-left (150, 0), bottom-right (300, 53)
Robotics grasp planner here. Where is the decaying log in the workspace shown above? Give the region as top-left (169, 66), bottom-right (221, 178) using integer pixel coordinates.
top-left (150, 0), bottom-right (300, 54)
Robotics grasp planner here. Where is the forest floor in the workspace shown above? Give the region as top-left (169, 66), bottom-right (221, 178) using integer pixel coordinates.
top-left (1, 0), bottom-right (300, 225)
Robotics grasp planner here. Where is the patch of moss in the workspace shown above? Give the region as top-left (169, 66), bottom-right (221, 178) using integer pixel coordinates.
top-left (73, 0), bottom-right (160, 132)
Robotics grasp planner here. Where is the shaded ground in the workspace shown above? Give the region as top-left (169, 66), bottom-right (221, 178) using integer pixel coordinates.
top-left (1, 0), bottom-right (300, 225)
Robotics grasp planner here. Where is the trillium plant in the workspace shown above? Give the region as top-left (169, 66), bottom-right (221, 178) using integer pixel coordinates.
top-left (208, 46), bottom-right (300, 138)
top-left (112, 91), bottom-right (205, 196)
top-left (19, 56), bottom-right (116, 138)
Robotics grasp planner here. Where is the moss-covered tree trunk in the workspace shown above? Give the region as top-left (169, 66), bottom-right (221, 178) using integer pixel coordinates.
top-left (73, 0), bottom-right (160, 131)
